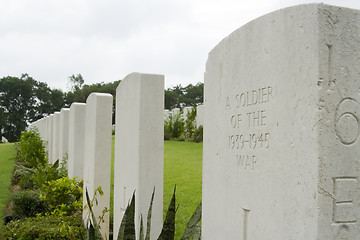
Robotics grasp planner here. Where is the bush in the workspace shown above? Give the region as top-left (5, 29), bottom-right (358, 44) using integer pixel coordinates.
top-left (40, 177), bottom-right (83, 216)
top-left (164, 113), bottom-right (184, 139)
top-left (184, 108), bottom-right (196, 139)
top-left (192, 125), bottom-right (203, 143)
top-left (31, 160), bottom-right (67, 190)
top-left (15, 129), bottom-right (47, 168)
top-left (2, 214), bottom-right (85, 240)
top-left (11, 190), bottom-right (47, 219)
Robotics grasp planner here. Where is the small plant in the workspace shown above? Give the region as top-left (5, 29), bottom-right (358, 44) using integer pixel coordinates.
top-left (15, 128), bottom-right (47, 168)
top-left (183, 108), bottom-right (197, 140)
top-left (11, 189), bottom-right (47, 219)
top-left (40, 177), bottom-right (83, 216)
top-left (2, 214), bottom-right (85, 239)
top-left (164, 113), bottom-right (185, 139)
top-left (191, 126), bottom-right (203, 143)
top-left (85, 186), bottom-right (202, 240)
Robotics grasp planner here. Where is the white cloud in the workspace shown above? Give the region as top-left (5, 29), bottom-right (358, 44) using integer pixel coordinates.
top-left (1, 0), bottom-right (360, 90)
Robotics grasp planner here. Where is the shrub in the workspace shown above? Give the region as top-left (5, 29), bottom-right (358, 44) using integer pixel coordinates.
top-left (11, 190), bottom-right (47, 219)
top-left (40, 177), bottom-right (83, 216)
top-left (184, 108), bottom-right (197, 139)
top-left (15, 129), bottom-right (47, 168)
top-left (164, 113), bottom-right (184, 139)
top-left (31, 160), bottom-right (67, 190)
top-left (2, 214), bottom-right (85, 240)
top-left (192, 125), bottom-right (203, 143)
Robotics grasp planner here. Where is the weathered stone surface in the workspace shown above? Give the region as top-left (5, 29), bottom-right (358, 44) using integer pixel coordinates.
top-left (114, 73), bottom-right (164, 240)
top-left (82, 93), bottom-right (112, 240)
top-left (68, 103), bottom-right (86, 179)
top-left (203, 4), bottom-right (360, 239)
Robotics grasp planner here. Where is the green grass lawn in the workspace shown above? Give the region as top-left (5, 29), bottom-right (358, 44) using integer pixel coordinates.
top-left (0, 143), bottom-right (16, 229)
top-left (110, 138), bottom-right (202, 239)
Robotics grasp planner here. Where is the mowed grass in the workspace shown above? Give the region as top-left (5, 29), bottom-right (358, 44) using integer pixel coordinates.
top-left (163, 141), bottom-right (202, 239)
top-left (110, 137), bottom-right (202, 239)
top-left (0, 143), bottom-right (16, 229)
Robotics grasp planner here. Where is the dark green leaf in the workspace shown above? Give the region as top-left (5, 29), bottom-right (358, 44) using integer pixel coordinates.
top-left (180, 202), bottom-right (202, 240)
top-left (139, 215), bottom-right (144, 240)
top-left (157, 186), bottom-right (176, 240)
top-left (145, 187), bottom-right (155, 240)
top-left (85, 188), bottom-right (103, 240)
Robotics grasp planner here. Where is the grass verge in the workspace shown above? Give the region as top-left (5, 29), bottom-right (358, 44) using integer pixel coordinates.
top-left (0, 143), bottom-right (16, 229)
top-left (110, 138), bottom-right (202, 239)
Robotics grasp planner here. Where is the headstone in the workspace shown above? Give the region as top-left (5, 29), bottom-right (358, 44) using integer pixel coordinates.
top-left (52, 112), bottom-right (60, 164)
top-left (182, 106), bottom-right (193, 122)
top-left (82, 93), bottom-right (112, 240)
top-left (47, 114), bottom-right (54, 162)
top-left (68, 103), bottom-right (86, 179)
top-left (164, 109), bottom-right (170, 121)
top-left (171, 107), bottom-right (180, 116)
top-left (196, 104), bottom-right (204, 128)
top-left (1, 136), bottom-right (8, 143)
top-left (59, 108), bottom-right (70, 164)
top-left (203, 4), bottom-right (360, 239)
top-left (114, 73), bottom-right (164, 240)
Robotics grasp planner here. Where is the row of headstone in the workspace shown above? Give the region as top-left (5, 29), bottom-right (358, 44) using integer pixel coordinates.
top-left (29, 72), bottom-right (164, 239)
top-left (28, 3), bottom-right (360, 239)
top-left (164, 104), bottom-right (204, 128)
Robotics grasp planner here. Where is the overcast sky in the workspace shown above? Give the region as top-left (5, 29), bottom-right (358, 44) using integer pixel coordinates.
top-left (1, 0), bottom-right (360, 91)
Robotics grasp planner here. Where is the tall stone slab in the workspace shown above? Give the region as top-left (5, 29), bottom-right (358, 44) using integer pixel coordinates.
top-left (47, 114), bottom-right (54, 162)
top-left (59, 108), bottom-right (70, 164)
top-left (171, 107), bottom-right (180, 116)
top-left (203, 4), bottom-right (360, 239)
top-left (68, 103), bottom-right (86, 179)
top-left (114, 73), bottom-right (164, 240)
top-left (82, 93), bottom-right (112, 239)
top-left (52, 112), bottom-right (60, 164)
top-left (196, 104), bottom-right (204, 128)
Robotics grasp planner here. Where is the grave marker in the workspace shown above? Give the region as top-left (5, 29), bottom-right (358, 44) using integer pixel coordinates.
top-left (203, 4), bottom-right (360, 239)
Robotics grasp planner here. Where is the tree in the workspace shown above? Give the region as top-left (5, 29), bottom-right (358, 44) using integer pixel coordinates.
top-left (68, 74), bottom-right (84, 92)
top-left (0, 74), bottom-right (65, 142)
top-left (164, 83), bottom-right (203, 109)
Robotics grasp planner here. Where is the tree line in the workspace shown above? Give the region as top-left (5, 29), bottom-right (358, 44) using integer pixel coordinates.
top-left (0, 74), bottom-right (203, 142)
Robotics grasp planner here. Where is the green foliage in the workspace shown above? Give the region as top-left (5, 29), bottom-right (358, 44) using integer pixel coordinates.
top-left (164, 113), bottom-right (184, 139)
top-left (31, 160), bottom-right (68, 189)
top-left (2, 214), bottom-right (85, 240)
top-left (191, 126), bottom-right (203, 143)
top-left (165, 83), bottom-right (203, 110)
top-left (158, 186), bottom-right (176, 240)
top-left (11, 190), bottom-right (47, 219)
top-left (184, 108), bottom-right (197, 140)
top-left (0, 74), bottom-right (65, 142)
top-left (15, 129), bottom-right (47, 168)
top-left (40, 177), bottom-right (83, 216)
top-left (180, 202), bottom-right (202, 240)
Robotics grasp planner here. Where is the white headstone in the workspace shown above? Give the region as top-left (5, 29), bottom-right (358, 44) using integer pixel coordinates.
top-left (82, 93), bottom-right (113, 239)
top-left (47, 114), bottom-right (54, 162)
top-left (52, 112), bottom-right (60, 164)
top-left (68, 103), bottom-right (86, 179)
top-left (171, 107), bottom-right (180, 116)
top-left (182, 106), bottom-right (193, 122)
top-left (164, 109), bottom-right (170, 121)
top-left (196, 105), bottom-right (204, 128)
top-left (114, 73), bottom-right (164, 240)
top-left (59, 108), bottom-right (70, 164)
top-left (203, 4), bottom-right (360, 239)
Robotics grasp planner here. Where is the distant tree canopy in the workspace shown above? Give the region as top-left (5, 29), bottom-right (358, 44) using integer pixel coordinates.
top-left (165, 83), bottom-right (203, 110)
top-left (0, 74), bottom-right (65, 142)
top-left (0, 73), bottom-right (203, 142)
